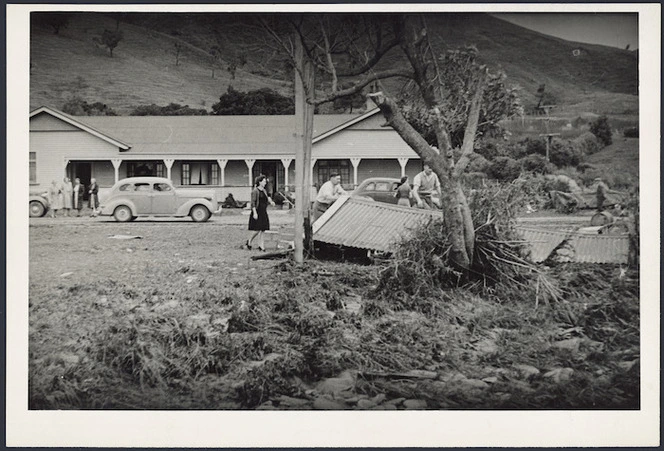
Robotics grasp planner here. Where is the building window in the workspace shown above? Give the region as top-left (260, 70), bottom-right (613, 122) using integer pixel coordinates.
top-left (211, 164), bottom-right (219, 185)
top-left (317, 159), bottom-right (350, 188)
top-left (181, 163), bottom-right (190, 185)
top-left (156, 163), bottom-right (166, 178)
top-left (29, 152), bottom-right (37, 183)
top-left (127, 161), bottom-right (165, 178)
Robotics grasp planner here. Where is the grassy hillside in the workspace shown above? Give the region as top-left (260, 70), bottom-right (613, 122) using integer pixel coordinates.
top-left (30, 12), bottom-right (638, 116)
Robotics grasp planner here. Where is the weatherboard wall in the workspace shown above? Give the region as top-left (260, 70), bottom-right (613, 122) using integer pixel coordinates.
top-left (29, 130), bottom-right (121, 191)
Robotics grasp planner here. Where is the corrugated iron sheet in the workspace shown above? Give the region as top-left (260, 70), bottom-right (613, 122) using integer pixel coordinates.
top-left (81, 114), bottom-right (357, 156)
top-left (313, 197), bottom-right (443, 252)
top-left (517, 226), bottom-right (629, 264)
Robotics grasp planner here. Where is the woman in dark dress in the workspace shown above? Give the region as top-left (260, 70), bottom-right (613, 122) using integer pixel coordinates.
top-left (246, 174), bottom-right (275, 251)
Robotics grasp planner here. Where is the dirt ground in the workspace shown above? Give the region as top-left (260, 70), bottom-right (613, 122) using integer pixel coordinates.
top-left (28, 208), bottom-right (639, 410)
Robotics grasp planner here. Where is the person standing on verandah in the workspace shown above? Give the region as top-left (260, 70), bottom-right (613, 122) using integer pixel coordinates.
top-left (313, 173), bottom-right (347, 221)
top-left (245, 174), bottom-right (275, 251)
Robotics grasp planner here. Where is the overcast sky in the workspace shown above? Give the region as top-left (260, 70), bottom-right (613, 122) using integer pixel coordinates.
top-left (493, 13), bottom-right (638, 50)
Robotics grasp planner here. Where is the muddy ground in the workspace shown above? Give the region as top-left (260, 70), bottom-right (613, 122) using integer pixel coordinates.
top-left (28, 209), bottom-right (639, 410)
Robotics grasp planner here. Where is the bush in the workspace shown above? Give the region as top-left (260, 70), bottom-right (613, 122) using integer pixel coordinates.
top-left (571, 116), bottom-right (589, 129)
top-left (589, 115), bottom-right (613, 146)
top-left (130, 103), bottom-right (208, 116)
top-left (520, 154), bottom-right (554, 175)
top-left (521, 137), bottom-right (547, 157)
top-left (487, 156), bottom-right (521, 181)
top-left (573, 132), bottom-right (603, 155)
top-left (549, 139), bottom-right (584, 168)
top-left (623, 127), bottom-right (639, 138)
top-left (62, 97), bottom-right (117, 116)
top-left (467, 154), bottom-right (491, 173)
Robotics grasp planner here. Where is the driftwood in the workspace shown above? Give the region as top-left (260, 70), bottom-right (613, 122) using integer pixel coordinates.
top-left (250, 249), bottom-right (294, 261)
top-left (359, 370), bottom-right (438, 380)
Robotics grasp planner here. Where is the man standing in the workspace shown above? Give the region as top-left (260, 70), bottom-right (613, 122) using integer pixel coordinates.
top-left (72, 178), bottom-right (85, 216)
top-left (313, 173), bottom-right (347, 221)
top-left (595, 177), bottom-right (610, 212)
top-left (88, 178), bottom-right (99, 217)
top-left (412, 163), bottom-right (442, 209)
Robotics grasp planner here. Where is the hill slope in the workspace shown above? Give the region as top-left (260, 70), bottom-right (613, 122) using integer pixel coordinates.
top-left (30, 12), bottom-right (638, 116)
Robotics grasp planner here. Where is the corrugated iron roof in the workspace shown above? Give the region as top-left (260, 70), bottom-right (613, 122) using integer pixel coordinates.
top-left (517, 226), bottom-right (629, 264)
top-left (79, 114), bottom-right (359, 156)
top-left (313, 196), bottom-right (443, 253)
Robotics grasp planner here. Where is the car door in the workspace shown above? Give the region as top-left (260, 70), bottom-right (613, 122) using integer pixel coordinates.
top-left (373, 181), bottom-right (395, 204)
top-left (152, 182), bottom-right (177, 214)
top-left (118, 183), bottom-right (152, 215)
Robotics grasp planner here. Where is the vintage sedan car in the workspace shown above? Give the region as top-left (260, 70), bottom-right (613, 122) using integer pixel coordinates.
top-left (29, 192), bottom-right (50, 217)
top-left (98, 177), bottom-right (219, 222)
top-left (352, 177), bottom-right (440, 207)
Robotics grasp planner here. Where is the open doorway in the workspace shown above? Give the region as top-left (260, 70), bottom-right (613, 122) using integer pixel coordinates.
top-left (70, 162), bottom-right (92, 200)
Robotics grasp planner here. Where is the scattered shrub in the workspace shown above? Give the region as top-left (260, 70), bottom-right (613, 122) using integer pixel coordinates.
top-left (519, 154), bottom-right (554, 175)
top-left (466, 154), bottom-right (491, 173)
top-left (487, 156), bottom-right (521, 181)
top-left (549, 139), bottom-right (584, 168)
top-left (62, 97), bottom-right (117, 116)
top-left (573, 132), bottom-right (603, 155)
top-left (623, 127), bottom-right (639, 138)
top-left (130, 103), bottom-right (208, 116)
top-left (571, 116), bottom-right (589, 129)
top-left (521, 137), bottom-right (547, 157)
top-left (589, 115), bottom-right (613, 146)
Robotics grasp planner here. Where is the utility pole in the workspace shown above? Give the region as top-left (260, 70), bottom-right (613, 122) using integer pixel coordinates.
top-left (538, 105), bottom-right (560, 161)
top-left (293, 33), bottom-right (315, 263)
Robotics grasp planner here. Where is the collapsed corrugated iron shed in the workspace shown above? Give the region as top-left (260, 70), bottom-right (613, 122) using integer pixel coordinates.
top-left (516, 226), bottom-right (630, 264)
top-left (312, 197), bottom-right (629, 264)
top-left (312, 196), bottom-right (443, 253)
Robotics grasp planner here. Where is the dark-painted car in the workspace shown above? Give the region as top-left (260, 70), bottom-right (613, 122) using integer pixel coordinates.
top-left (352, 177), bottom-right (441, 207)
top-left (352, 177), bottom-right (405, 205)
top-left (98, 177), bottom-right (220, 222)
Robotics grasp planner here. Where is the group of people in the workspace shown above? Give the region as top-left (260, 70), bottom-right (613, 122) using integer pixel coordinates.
top-left (46, 177), bottom-right (99, 218)
top-left (394, 163), bottom-right (443, 209)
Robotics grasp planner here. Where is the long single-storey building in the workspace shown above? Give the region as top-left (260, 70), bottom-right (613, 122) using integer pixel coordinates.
top-left (29, 106), bottom-right (425, 201)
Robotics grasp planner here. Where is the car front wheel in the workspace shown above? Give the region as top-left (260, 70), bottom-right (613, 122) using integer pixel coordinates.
top-left (113, 205), bottom-right (133, 222)
top-left (29, 200), bottom-right (46, 217)
top-left (190, 205), bottom-right (210, 222)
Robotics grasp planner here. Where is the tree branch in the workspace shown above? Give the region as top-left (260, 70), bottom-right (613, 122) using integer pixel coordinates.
top-left (312, 69), bottom-right (413, 105)
top-left (453, 69), bottom-right (487, 178)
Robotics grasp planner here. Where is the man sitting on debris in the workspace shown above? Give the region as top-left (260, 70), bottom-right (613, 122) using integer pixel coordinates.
top-left (412, 163), bottom-right (442, 209)
top-left (313, 173), bottom-right (347, 221)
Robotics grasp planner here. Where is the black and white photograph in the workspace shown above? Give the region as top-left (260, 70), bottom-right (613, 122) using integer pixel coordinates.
top-left (6, 3), bottom-right (660, 447)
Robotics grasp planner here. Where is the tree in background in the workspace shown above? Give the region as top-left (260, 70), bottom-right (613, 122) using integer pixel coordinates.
top-left (34, 12), bottom-right (70, 35)
top-left (130, 103), bottom-right (207, 116)
top-left (62, 98), bottom-right (117, 116)
top-left (173, 41), bottom-right (183, 66)
top-left (211, 87), bottom-right (294, 115)
top-left (95, 29), bottom-right (124, 57)
top-left (208, 45), bottom-right (222, 78)
top-left (589, 115), bottom-right (613, 146)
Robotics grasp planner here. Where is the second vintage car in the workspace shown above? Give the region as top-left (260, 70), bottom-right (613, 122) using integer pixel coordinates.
top-left (98, 177), bottom-right (220, 222)
top-left (351, 177), bottom-right (441, 208)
